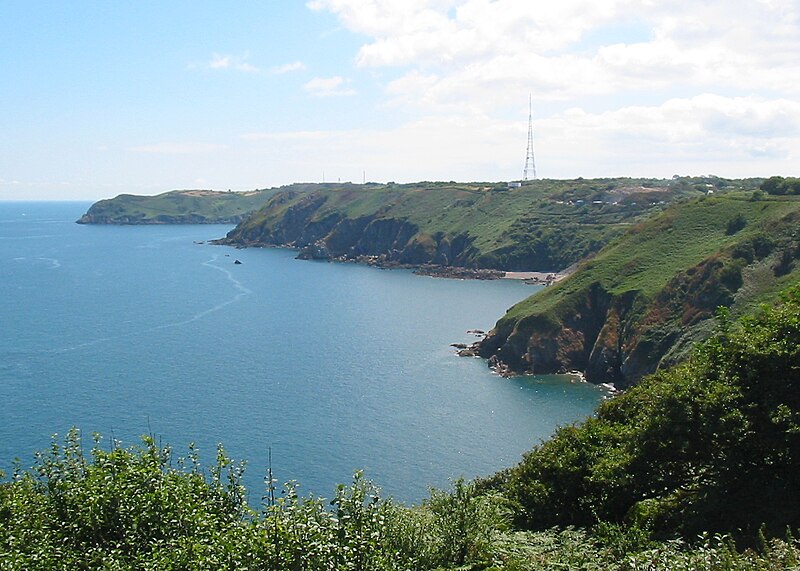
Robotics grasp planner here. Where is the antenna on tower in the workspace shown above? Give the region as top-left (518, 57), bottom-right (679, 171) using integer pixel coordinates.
top-left (523, 95), bottom-right (537, 181)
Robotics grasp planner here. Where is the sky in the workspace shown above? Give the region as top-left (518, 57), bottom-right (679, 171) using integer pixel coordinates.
top-left (1, 1), bottom-right (799, 200)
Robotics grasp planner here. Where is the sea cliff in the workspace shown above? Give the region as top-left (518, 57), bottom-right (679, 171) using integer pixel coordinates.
top-left (475, 194), bottom-right (800, 386)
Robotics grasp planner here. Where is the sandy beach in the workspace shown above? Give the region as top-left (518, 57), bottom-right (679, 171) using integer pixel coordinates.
top-left (503, 271), bottom-right (566, 283)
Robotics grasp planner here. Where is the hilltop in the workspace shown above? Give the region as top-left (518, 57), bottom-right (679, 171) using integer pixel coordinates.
top-left (217, 176), bottom-right (759, 272)
top-left (76, 188), bottom-right (278, 225)
top-left (477, 192), bottom-right (800, 386)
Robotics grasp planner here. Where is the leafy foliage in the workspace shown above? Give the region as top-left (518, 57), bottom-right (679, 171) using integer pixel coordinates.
top-left (761, 176), bottom-right (800, 196)
top-left (4, 432), bottom-right (798, 570)
top-left (492, 285), bottom-right (800, 539)
top-left (492, 528), bottom-right (800, 571)
top-left (0, 434), bottom-right (509, 570)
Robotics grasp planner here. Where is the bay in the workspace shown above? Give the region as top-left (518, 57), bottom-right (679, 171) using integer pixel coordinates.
top-left (0, 201), bottom-right (602, 503)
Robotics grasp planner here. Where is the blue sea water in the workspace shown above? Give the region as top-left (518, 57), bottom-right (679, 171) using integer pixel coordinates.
top-left (0, 201), bottom-right (602, 504)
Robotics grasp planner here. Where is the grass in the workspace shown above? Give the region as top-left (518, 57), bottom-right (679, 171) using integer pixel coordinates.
top-left (474, 193), bottom-right (800, 387)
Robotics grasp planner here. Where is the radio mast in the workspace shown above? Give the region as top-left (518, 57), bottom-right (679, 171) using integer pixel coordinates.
top-left (523, 95), bottom-right (537, 180)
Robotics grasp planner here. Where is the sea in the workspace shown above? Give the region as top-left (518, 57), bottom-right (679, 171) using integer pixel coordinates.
top-left (0, 201), bottom-right (603, 504)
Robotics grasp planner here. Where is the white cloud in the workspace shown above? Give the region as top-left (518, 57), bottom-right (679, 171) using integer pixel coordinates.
top-left (309, 0), bottom-right (800, 112)
top-left (237, 92), bottom-right (800, 182)
top-left (271, 61), bottom-right (307, 74)
top-left (303, 76), bottom-right (357, 97)
top-left (208, 52), bottom-right (259, 73)
top-left (537, 95), bottom-right (800, 176)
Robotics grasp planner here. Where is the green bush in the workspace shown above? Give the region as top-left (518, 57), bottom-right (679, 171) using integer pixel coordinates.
top-left (0, 435), bottom-right (515, 570)
top-left (496, 285), bottom-right (800, 539)
top-left (761, 176), bottom-right (800, 196)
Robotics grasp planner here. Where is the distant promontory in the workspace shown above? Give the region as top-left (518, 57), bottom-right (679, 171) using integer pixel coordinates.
top-left (76, 189), bottom-right (278, 225)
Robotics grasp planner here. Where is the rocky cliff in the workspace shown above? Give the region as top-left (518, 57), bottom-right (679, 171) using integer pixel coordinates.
top-left (219, 190), bottom-right (480, 266)
top-left (477, 195), bottom-right (800, 386)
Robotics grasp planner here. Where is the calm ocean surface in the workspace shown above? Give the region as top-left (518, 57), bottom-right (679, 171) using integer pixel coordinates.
top-left (0, 201), bottom-right (602, 503)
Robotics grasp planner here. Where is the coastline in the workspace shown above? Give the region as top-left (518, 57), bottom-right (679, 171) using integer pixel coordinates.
top-left (213, 237), bottom-right (571, 284)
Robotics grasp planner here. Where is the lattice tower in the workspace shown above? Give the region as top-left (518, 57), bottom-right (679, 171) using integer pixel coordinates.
top-left (523, 95), bottom-right (537, 180)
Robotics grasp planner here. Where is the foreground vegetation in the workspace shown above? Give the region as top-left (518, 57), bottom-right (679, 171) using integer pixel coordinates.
top-left (488, 286), bottom-right (800, 539)
top-left (2, 285), bottom-right (799, 569)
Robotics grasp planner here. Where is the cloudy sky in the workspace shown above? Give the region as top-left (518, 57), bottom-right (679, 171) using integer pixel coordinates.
top-left (1, 1), bottom-right (798, 200)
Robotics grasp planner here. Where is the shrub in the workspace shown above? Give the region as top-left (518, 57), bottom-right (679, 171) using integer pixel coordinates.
top-left (497, 285), bottom-right (800, 539)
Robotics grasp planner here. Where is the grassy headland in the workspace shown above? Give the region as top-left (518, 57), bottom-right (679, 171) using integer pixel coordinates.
top-left (76, 188), bottom-right (279, 225)
top-left (478, 192), bottom-right (800, 385)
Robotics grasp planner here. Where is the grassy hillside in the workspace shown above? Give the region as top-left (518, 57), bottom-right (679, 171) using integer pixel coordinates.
top-left (76, 189), bottom-right (278, 224)
top-left (478, 193), bottom-right (800, 385)
top-left (221, 177), bottom-right (761, 271)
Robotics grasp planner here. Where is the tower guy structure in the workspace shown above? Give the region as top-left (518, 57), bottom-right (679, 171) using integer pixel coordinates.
top-left (523, 95), bottom-right (537, 180)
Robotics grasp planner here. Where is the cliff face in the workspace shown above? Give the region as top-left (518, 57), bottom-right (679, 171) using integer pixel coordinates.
top-left (477, 196), bottom-right (800, 387)
top-left (218, 189), bottom-right (484, 267)
top-left (478, 283), bottom-right (637, 384)
top-left (77, 212), bottom-right (250, 225)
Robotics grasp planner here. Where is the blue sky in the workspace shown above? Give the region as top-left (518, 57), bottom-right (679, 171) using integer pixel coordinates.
top-left (2, 1), bottom-right (799, 200)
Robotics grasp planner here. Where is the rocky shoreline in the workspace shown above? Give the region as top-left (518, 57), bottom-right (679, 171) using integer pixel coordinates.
top-left (291, 240), bottom-right (513, 280)
top-left (450, 330), bottom-right (518, 377)
top-left (452, 334), bottom-right (617, 389)
top-left (214, 236), bottom-right (568, 283)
